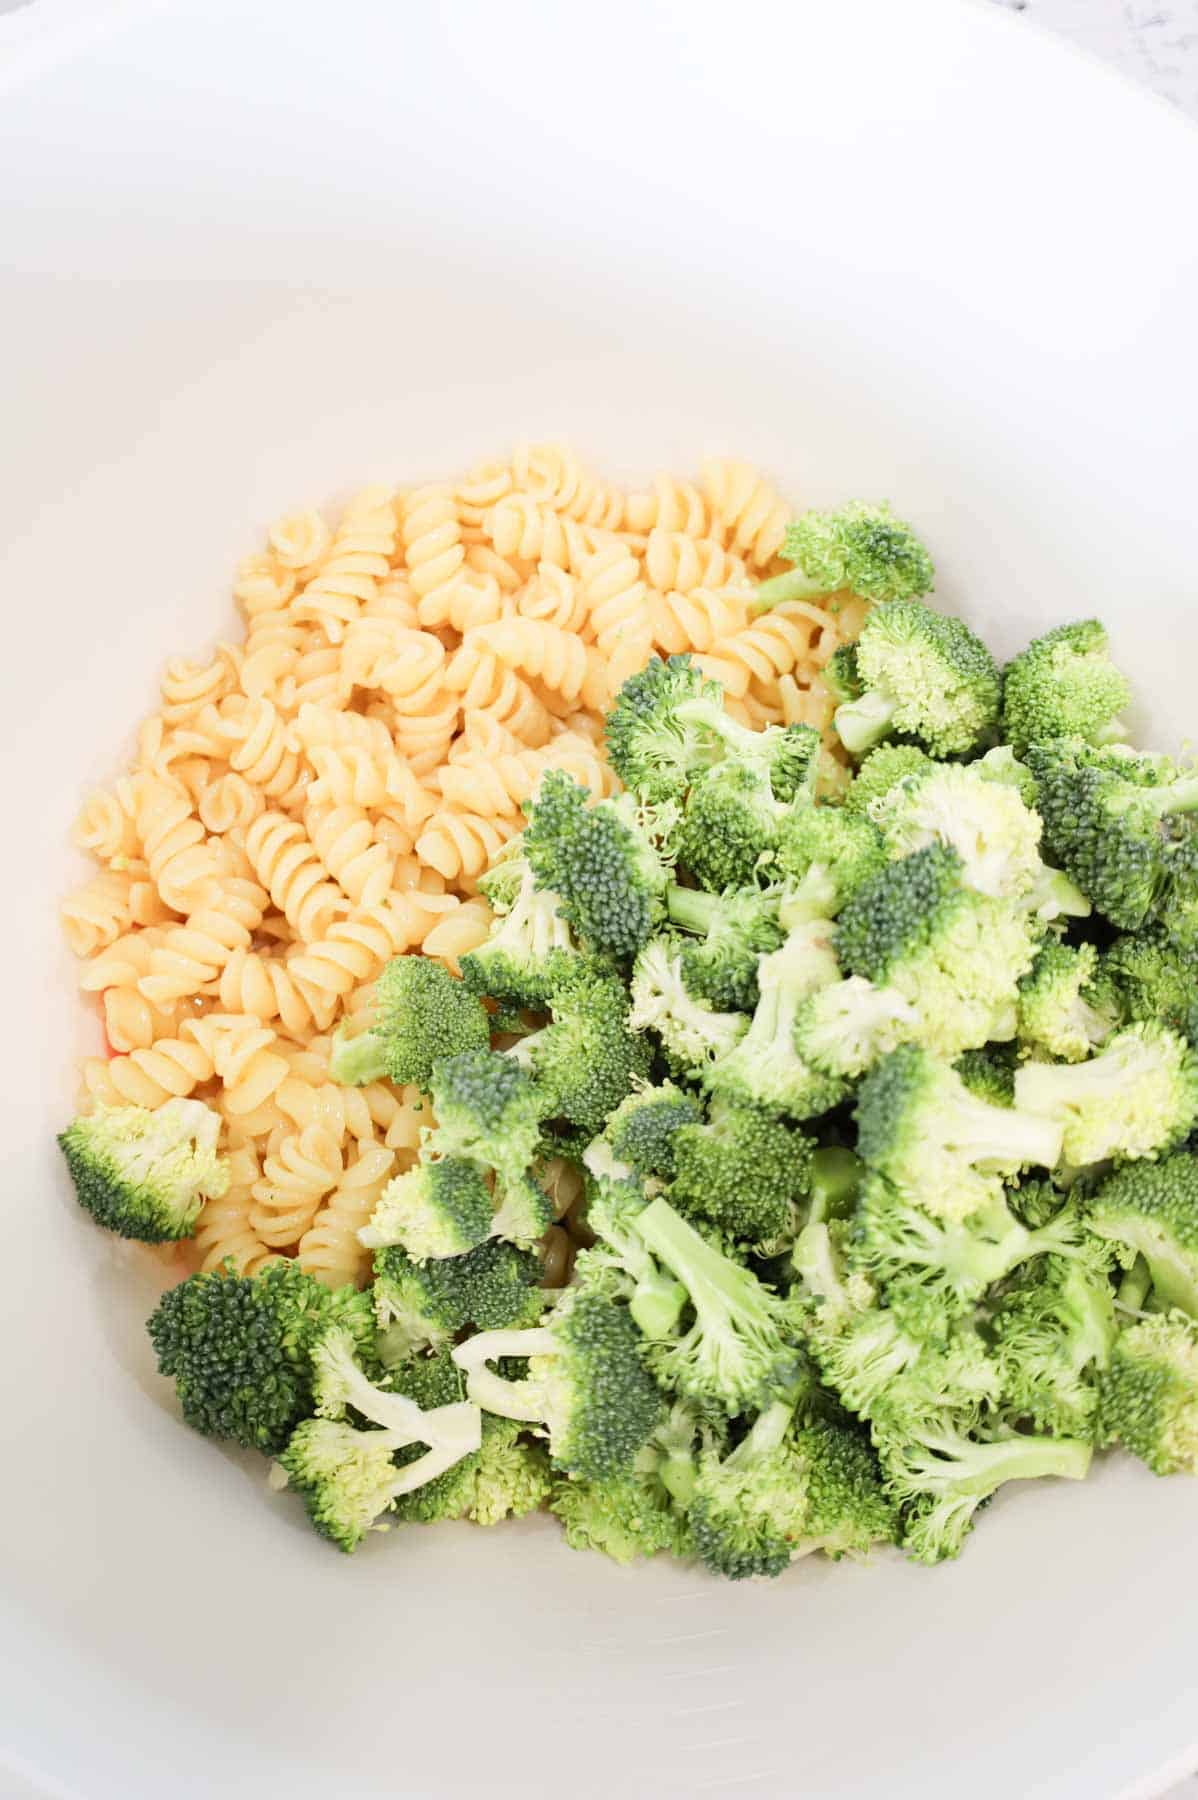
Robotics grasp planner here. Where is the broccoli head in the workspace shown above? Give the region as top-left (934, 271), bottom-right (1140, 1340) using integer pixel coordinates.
top-left (867, 761), bottom-right (1044, 901)
top-left (665, 883), bottom-right (786, 1013)
top-left (703, 920), bottom-right (845, 1121)
top-left (328, 954), bottom-right (490, 1090)
top-left (775, 806), bottom-right (888, 913)
top-left (832, 601), bottom-right (1000, 759)
top-left (371, 1236), bottom-right (545, 1356)
top-left (844, 744), bottom-right (935, 816)
top-left (460, 855), bottom-right (583, 1012)
top-left (954, 1046), bottom-right (1017, 1108)
top-left (1104, 925), bottom-right (1198, 1039)
top-left (381, 1352), bottom-right (552, 1526)
top-left (510, 963), bottom-right (652, 1136)
top-left (668, 1099), bottom-right (814, 1251)
top-left (752, 502), bottom-right (935, 613)
top-left (604, 654), bottom-right (726, 802)
top-left (628, 937), bottom-right (748, 1072)
top-left (1001, 619), bottom-right (1131, 755)
top-left (550, 1405), bottom-right (697, 1565)
top-left (1016, 940), bottom-right (1120, 1064)
top-left (426, 1048), bottom-right (547, 1187)
top-left (523, 771), bottom-right (675, 961)
top-left (359, 1158), bottom-right (496, 1261)
top-left (1098, 1311), bottom-right (1198, 1475)
top-left (1013, 1025), bottom-right (1198, 1170)
top-left (59, 1098), bottom-right (228, 1242)
top-left (793, 976), bottom-right (918, 1080)
top-left (1084, 1153), bottom-right (1198, 1317)
top-left (605, 1081), bottom-right (703, 1181)
top-left (990, 1252), bottom-right (1118, 1438)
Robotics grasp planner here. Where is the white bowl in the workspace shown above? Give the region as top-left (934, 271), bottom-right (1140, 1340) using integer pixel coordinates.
top-left (2, 4), bottom-right (1197, 1797)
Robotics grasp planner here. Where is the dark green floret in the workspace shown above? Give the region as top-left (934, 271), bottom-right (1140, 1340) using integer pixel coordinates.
top-left (359, 1157), bottom-right (496, 1261)
top-left (1098, 1311), bottom-right (1198, 1475)
top-left (1001, 619), bottom-right (1131, 755)
top-left (59, 1098), bottom-right (227, 1242)
top-left (606, 1081), bottom-right (703, 1181)
top-left (752, 503), bottom-right (935, 613)
top-left (821, 643), bottom-right (862, 706)
top-left (604, 654), bottom-right (726, 802)
top-left (382, 1354), bottom-right (552, 1526)
top-left (146, 1260), bottom-right (375, 1454)
top-left (954, 1046), bottom-right (1016, 1108)
top-left (510, 963), bottom-right (652, 1135)
top-left (831, 601), bottom-right (1000, 758)
top-left (775, 806), bottom-right (888, 914)
top-left (1085, 1154), bottom-right (1198, 1317)
top-left (372, 1237), bottom-right (545, 1356)
top-left (1104, 924), bottom-right (1198, 1038)
top-left (426, 1049), bottom-right (547, 1187)
top-left (844, 744), bottom-right (935, 816)
top-left (549, 1405), bottom-right (701, 1564)
top-left (328, 954), bottom-right (490, 1090)
top-left (523, 770), bottom-right (675, 961)
top-left (668, 1100), bottom-right (814, 1251)
top-left (666, 883), bottom-right (787, 1013)
top-left (460, 852), bottom-right (583, 1011)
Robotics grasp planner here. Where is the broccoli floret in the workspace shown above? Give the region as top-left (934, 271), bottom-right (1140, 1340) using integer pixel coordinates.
top-left (426, 1048), bottom-right (547, 1188)
top-left (675, 762), bottom-right (786, 893)
top-left (973, 743), bottom-right (1041, 809)
top-left (1085, 1154), bottom-right (1198, 1317)
top-left (329, 955), bottom-right (490, 1089)
top-left (580, 1148), bottom-right (688, 1339)
top-left (835, 845), bottom-right (1040, 1060)
top-left (380, 1354), bottom-right (552, 1526)
top-left (867, 762), bottom-right (1045, 901)
top-left (1104, 926), bottom-right (1198, 1038)
top-left (689, 1399), bottom-right (896, 1581)
top-left (359, 1158), bottom-right (496, 1261)
top-left (146, 1261), bottom-right (375, 1454)
top-left (855, 1046), bottom-right (1063, 1222)
top-left (844, 744), bottom-right (935, 816)
top-left (59, 1098), bottom-right (228, 1242)
top-left (522, 771), bottom-right (675, 961)
top-left (793, 976), bottom-right (917, 1080)
top-left (954, 1046), bottom-right (1017, 1107)
top-left (1098, 1311), bottom-right (1198, 1475)
top-left (509, 964), bottom-right (651, 1136)
top-left (665, 883), bottom-right (787, 1013)
top-left (775, 806), bottom-right (888, 913)
top-left (1017, 940), bottom-right (1121, 1064)
top-left (831, 602), bottom-right (1000, 759)
top-left (632, 1195), bottom-right (807, 1416)
top-left (668, 1099), bottom-right (814, 1251)
top-left (821, 643), bottom-right (862, 706)
top-left (628, 938), bottom-right (748, 1071)
top-left (704, 920), bottom-right (845, 1120)
top-left (460, 857), bottom-right (583, 1011)
top-left (452, 1283), bottom-right (664, 1482)
top-left (880, 1419), bottom-right (1092, 1564)
top-left (371, 1237), bottom-right (545, 1356)
top-left (677, 711), bottom-right (821, 808)
top-left (604, 654), bottom-right (727, 802)
top-left (606, 1081), bottom-right (703, 1181)
top-left (990, 1253), bottom-right (1118, 1437)
top-left (752, 502), bottom-right (934, 613)
top-left (1001, 619), bottom-right (1131, 755)
top-left (1014, 1024), bottom-right (1198, 1169)
top-left (550, 1406), bottom-right (698, 1564)
top-left (1026, 740), bottom-right (1198, 931)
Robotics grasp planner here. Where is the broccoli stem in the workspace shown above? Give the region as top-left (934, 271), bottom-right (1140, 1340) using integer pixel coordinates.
top-left (807, 1147), bottom-right (864, 1223)
top-left (328, 1028), bottom-right (388, 1088)
top-left (665, 885), bottom-right (722, 935)
top-left (833, 690), bottom-right (897, 758)
top-left (919, 1431), bottom-right (1092, 1497)
top-left (630, 1270), bottom-right (687, 1340)
top-left (1116, 1256), bottom-right (1153, 1315)
top-left (1119, 776), bottom-right (1198, 820)
top-left (451, 1327), bottom-right (558, 1421)
top-left (634, 1196), bottom-right (754, 1323)
top-left (727, 1395), bottom-right (795, 1463)
top-left (952, 1092), bottom-right (1065, 1178)
top-left (751, 568), bottom-right (830, 612)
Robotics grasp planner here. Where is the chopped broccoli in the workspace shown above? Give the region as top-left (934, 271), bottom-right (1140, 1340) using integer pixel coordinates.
top-left (628, 938), bottom-right (748, 1071)
top-left (1017, 940), bottom-right (1121, 1064)
top-left (835, 845), bottom-right (1040, 1060)
top-left (1104, 926), bottom-right (1198, 1038)
top-left (606, 1081), bottom-right (703, 1181)
top-left (867, 762), bottom-right (1045, 901)
top-left (522, 770), bottom-right (675, 961)
top-left (844, 744), bottom-right (935, 816)
top-left (59, 1098), bottom-right (227, 1242)
top-left (666, 883), bottom-right (787, 1013)
top-left (1098, 1311), bottom-right (1198, 1475)
top-left (855, 1046), bottom-right (1063, 1223)
top-left (1013, 1024), bottom-right (1198, 1169)
top-left (328, 955), bottom-right (490, 1090)
top-left (821, 642), bottom-right (862, 706)
top-left (704, 920), bottom-right (845, 1120)
top-left (675, 761), bottom-right (787, 893)
top-left (1085, 1154), bottom-right (1198, 1317)
top-left (580, 1148), bottom-right (688, 1338)
top-left (880, 1419), bottom-right (1092, 1564)
top-left (633, 1195), bottom-right (807, 1416)
top-left (509, 963), bottom-right (651, 1135)
top-left (550, 1406), bottom-right (699, 1564)
top-left (954, 1046), bottom-right (1016, 1108)
top-left (359, 1158), bottom-right (496, 1261)
top-left (793, 976), bottom-right (918, 1080)
top-left (381, 1353), bottom-right (552, 1526)
top-left (752, 502), bottom-right (934, 613)
top-left (806, 1146), bottom-right (865, 1224)
top-left (831, 602), bottom-right (1000, 759)
top-left (774, 806), bottom-right (888, 913)
top-left (974, 743), bottom-right (1041, 809)
top-left (689, 1399), bottom-right (896, 1580)
top-left (146, 1261), bottom-right (375, 1454)
top-left (1001, 619), bottom-right (1131, 755)
top-left (668, 1099), bottom-right (814, 1250)
top-left (604, 654), bottom-right (726, 802)
top-left (1026, 740), bottom-right (1198, 931)
top-left (990, 1253), bottom-right (1118, 1437)
top-left (371, 1236), bottom-right (545, 1355)
top-left (426, 1049), bottom-right (547, 1189)
top-left (452, 1283), bottom-right (664, 1481)
top-left (460, 856), bottom-right (583, 1011)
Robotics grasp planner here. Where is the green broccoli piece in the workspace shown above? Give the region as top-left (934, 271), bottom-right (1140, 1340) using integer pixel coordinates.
top-left (1085, 1154), bottom-right (1198, 1317)
top-left (821, 642), bottom-right (862, 706)
top-left (793, 976), bottom-right (918, 1080)
top-left (550, 1406), bottom-right (698, 1564)
top-left (831, 601), bottom-right (1000, 759)
top-left (604, 654), bottom-right (727, 802)
top-left (579, 1148), bottom-right (688, 1339)
top-left (668, 1099), bottom-right (814, 1251)
top-left (146, 1260), bottom-right (375, 1454)
top-left (359, 1158), bottom-right (496, 1262)
top-left (1001, 619), bottom-right (1131, 755)
top-left (522, 770), bottom-right (675, 961)
top-left (328, 954), bottom-right (490, 1089)
top-left (752, 502), bottom-right (934, 613)
top-left (675, 761), bottom-right (788, 893)
top-left (844, 744), bottom-right (935, 816)
top-left (1098, 1311), bottom-right (1198, 1475)
top-left (508, 963), bottom-right (651, 1136)
top-left (855, 1046), bottom-right (1063, 1223)
top-left (381, 1353), bottom-right (552, 1526)
top-left (459, 854), bottom-right (583, 1012)
top-left (451, 1283), bottom-right (664, 1482)
top-left (689, 1399), bottom-right (896, 1581)
top-left (426, 1048), bottom-right (548, 1190)
top-left (606, 1081), bottom-right (703, 1181)
top-left (632, 1195), bottom-right (807, 1416)
top-left (1104, 925), bottom-right (1198, 1038)
top-left (880, 1418), bottom-right (1092, 1564)
top-left (834, 845), bottom-right (1040, 1060)
top-left (1025, 740), bottom-right (1198, 931)
top-left (866, 761), bottom-right (1045, 901)
top-left (806, 1146), bottom-right (865, 1223)
top-left (1017, 940), bottom-right (1121, 1064)
top-left (954, 1046), bottom-right (1017, 1107)
top-left (665, 883), bottom-right (787, 1013)
top-left (774, 806), bottom-right (888, 913)
top-left (703, 920), bottom-right (846, 1120)
top-left (59, 1098), bottom-right (228, 1242)
top-left (990, 1253), bottom-right (1118, 1437)
top-left (973, 743), bottom-right (1041, 809)
top-left (371, 1236), bottom-right (545, 1356)
top-left (1013, 1024), bottom-right (1198, 1169)
top-left (628, 938), bottom-right (748, 1071)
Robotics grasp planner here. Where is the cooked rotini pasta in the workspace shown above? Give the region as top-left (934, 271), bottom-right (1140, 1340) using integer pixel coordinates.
top-left (62, 447), bottom-right (855, 1300)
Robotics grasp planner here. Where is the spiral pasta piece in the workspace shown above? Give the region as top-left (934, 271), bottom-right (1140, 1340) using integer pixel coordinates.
top-left (442, 643), bottom-right (550, 747)
top-left (135, 778), bottom-right (220, 913)
top-left (578, 544), bottom-right (652, 689)
top-left (701, 459), bottom-right (791, 568)
top-left (644, 530), bottom-right (748, 596)
top-left (268, 506), bottom-right (332, 572)
top-left (72, 781), bottom-right (143, 865)
top-left (465, 617), bottom-right (608, 710)
top-left (159, 650), bottom-right (239, 725)
top-left (250, 1123), bottom-right (344, 1246)
top-left (297, 1141), bottom-right (396, 1289)
top-left (286, 901), bottom-right (432, 1009)
top-left (401, 484), bottom-right (465, 628)
top-left (414, 808), bottom-right (520, 884)
top-left (184, 1015), bottom-right (290, 1119)
top-left (292, 485), bottom-right (397, 642)
top-left (435, 731), bottom-right (611, 817)
top-left (648, 583), bottom-right (752, 656)
top-left (625, 474), bottom-right (708, 536)
top-left (197, 770), bottom-right (264, 836)
top-left (441, 571), bottom-right (507, 635)
top-left (515, 563), bottom-right (588, 633)
top-left (214, 945), bottom-right (339, 1036)
top-left (233, 552), bottom-right (296, 620)
top-left (454, 458), bottom-right (514, 530)
top-left (61, 872), bottom-right (139, 958)
top-left (82, 1033), bottom-right (215, 1109)
top-left (138, 877), bottom-right (269, 1006)
top-left (102, 986), bottom-right (181, 1055)
top-left (485, 497), bottom-right (611, 571)
top-left (193, 1142), bottom-right (280, 1276)
top-left (420, 896), bottom-right (495, 972)
top-left (363, 568), bottom-right (421, 628)
top-left (303, 803), bottom-right (395, 907)
top-left (703, 600), bottom-right (828, 690)
top-left (511, 443), bottom-right (625, 528)
top-left (273, 1074), bottom-right (380, 1142)
top-left (465, 542), bottom-right (526, 594)
top-left (342, 618), bottom-right (446, 713)
top-left (244, 810), bottom-right (345, 943)
top-left (223, 697), bottom-right (307, 807)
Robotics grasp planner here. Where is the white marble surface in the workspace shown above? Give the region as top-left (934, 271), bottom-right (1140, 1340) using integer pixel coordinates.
top-left (989, 0), bottom-right (1198, 118)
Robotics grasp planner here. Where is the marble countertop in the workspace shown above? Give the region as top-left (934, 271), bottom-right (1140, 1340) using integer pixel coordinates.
top-left (989, 0), bottom-right (1198, 119)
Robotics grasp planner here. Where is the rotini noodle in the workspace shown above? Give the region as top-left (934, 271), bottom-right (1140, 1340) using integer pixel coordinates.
top-left (649, 583), bottom-right (752, 656)
top-left (297, 1141), bottom-right (396, 1289)
top-left (701, 458), bottom-right (791, 568)
top-left (465, 617), bottom-right (608, 710)
top-left (400, 485), bottom-right (466, 628)
top-left (292, 485), bottom-right (397, 643)
top-left (244, 810), bottom-right (346, 943)
top-left (250, 1123), bottom-right (343, 1246)
top-left (578, 543), bottom-right (652, 689)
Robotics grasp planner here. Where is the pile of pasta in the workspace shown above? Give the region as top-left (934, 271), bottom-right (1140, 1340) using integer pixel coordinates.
top-left (60, 446), bottom-right (865, 1290)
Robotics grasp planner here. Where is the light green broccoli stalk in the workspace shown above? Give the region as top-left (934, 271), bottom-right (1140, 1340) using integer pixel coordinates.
top-left (752, 502), bottom-right (934, 613)
top-left (59, 1098), bottom-right (228, 1242)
